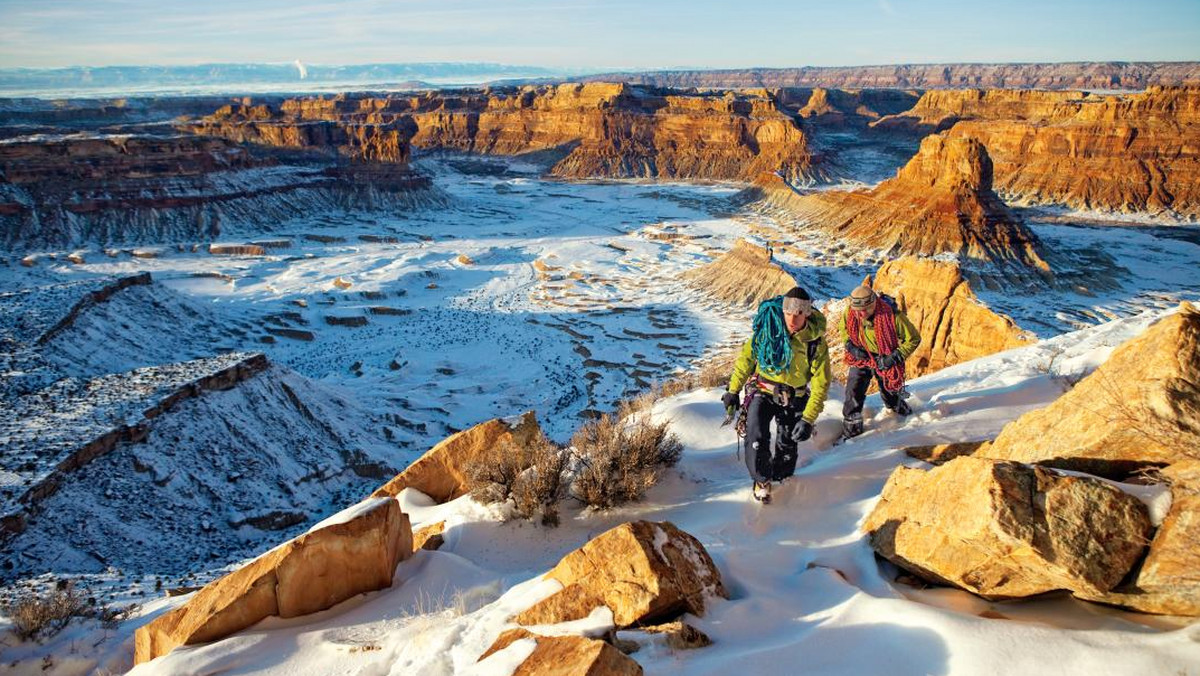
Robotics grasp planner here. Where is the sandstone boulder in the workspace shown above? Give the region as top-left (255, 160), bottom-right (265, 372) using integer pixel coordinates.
top-left (1078, 460), bottom-right (1200, 616)
top-left (683, 239), bottom-right (797, 309)
top-left (481, 628), bottom-right (643, 676)
top-left (862, 457), bottom-right (1152, 600)
top-left (134, 497), bottom-right (412, 664)
top-left (635, 621), bottom-right (712, 650)
top-left (871, 257), bottom-right (1035, 377)
top-left (515, 521), bottom-right (727, 628)
top-left (413, 520), bottom-right (446, 551)
top-left (372, 412), bottom-right (542, 503)
top-left (982, 302), bottom-right (1200, 477)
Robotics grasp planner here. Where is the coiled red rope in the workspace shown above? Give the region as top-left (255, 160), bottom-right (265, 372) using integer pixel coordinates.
top-left (845, 299), bottom-right (906, 393)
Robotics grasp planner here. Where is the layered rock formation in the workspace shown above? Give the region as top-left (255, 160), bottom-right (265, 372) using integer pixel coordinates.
top-left (0, 132), bottom-right (435, 249)
top-left (872, 89), bottom-right (1100, 133)
top-left (982, 302), bottom-right (1200, 476)
top-left (863, 457), bottom-right (1153, 599)
top-left (755, 133), bottom-right (1051, 272)
top-left (794, 88), bottom-right (921, 127)
top-left (683, 239), bottom-right (797, 309)
top-left (578, 62), bottom-right (1200, 91)
top-left (879, 86), bottom-right (1200, 218)
top-left (134, 496), bottom-right (413, 664)
top-left (870, 257), bottom-right (1035, 377)
top-left (515, 521), bottom-right (727, 628)
top-left (192, 83), bottom-right (825, 183)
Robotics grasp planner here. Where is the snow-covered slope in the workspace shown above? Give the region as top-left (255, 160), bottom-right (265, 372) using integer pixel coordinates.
top-left (2, 362), bottom-right (407, 583)
top-left (117, 308), bottom-right (1199, 676)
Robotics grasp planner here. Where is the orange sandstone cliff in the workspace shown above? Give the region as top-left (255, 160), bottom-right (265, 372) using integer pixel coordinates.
top-left (754, 133), bottom-right (1051, 272)
top-left (877, 86), bottom-right (1200, 218)
top-left (190, 83), bottom-right (826, 183)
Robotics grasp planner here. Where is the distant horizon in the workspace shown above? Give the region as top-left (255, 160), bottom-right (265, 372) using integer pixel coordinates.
top-left (4, 58), bottom-right (1200, 73)
top-left (1, 0), bottom-right (1197, 70)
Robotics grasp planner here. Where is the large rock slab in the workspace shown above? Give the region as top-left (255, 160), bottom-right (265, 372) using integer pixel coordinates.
top-left (1078, 460), bottom-right (1200, 616)
top-left (516, 521), bottom-right (727, 628)
top-left (982, 302), bottom-right (1200, 477)
top-left (134, 497), bottom-right (412, 664)
top-left (372, 412), bottom-right (541, 503)
top-left (862, 457), bottom-right (1152, 600)
top-left (481, 628), bottom-right (643, 676)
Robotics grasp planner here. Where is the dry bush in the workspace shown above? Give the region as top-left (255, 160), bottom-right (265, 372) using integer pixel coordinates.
top-left (3, 583), bottom-right (90, 641)
top-left (466, 434), bottom-right (568, 526)
top-left (570, 412), bottom-right (683, 510)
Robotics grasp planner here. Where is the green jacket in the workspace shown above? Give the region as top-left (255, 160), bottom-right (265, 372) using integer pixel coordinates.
top-left (838, 304), bottom-right (921, 360)
top-left (728, 309), bottom-right (832, 424)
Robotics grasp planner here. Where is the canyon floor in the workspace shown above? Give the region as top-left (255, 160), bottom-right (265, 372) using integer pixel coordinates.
top-left (2, 155), bottom-right (1200, 674)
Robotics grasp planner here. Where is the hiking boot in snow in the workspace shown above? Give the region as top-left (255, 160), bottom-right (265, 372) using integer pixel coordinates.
top-left (892, 399), bottom-right (912, 417)
top-left (841, 413), bottom-right (864, 441)
top-left (753, 481), bottom-right (772, 504)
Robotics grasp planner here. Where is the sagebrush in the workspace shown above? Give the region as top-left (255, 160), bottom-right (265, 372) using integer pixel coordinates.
top-left (3, 583), bottom-right (89, 641)
top-left (466, 434), bottom-right (568, 526)
top-left (570, 412), bottom-right (683, 510)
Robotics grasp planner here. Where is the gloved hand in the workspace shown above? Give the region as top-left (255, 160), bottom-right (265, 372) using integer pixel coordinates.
top-left (792, 420), bottom-right (814, 443)
top-left (875, 350), bottom-right (903, 370)
top-left (721, 391), bottom-right (740, 412)
top-left (844, 341), bottom-right (869, 360)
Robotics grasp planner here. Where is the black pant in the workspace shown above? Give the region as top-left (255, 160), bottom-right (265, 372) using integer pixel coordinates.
top-left (745, 391), bottom-right (809, 483)
top-left (842, 366), bottom-right (902, 436)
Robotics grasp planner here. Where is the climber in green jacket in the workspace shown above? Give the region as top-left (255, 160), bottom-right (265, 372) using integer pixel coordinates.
top-left (839, 284), bottom-right (921, 440)
top-left (723, 286), bottom-right (832, 504)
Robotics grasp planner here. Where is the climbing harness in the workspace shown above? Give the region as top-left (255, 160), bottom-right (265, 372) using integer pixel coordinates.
top-left (845, 294), bottom-right (907, 394)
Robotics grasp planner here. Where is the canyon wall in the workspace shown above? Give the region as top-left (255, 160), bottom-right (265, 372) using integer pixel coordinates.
top-left (753, 133), bottom-right (1051, 274)
top-left (0, 133), bottom-right (435, 249)
top-left (577, 62), bottom-right (1200, 91)
top-left (191, 83), bottom-right (826, 183)
top-left (878, 86), bottom-right (1200, 218)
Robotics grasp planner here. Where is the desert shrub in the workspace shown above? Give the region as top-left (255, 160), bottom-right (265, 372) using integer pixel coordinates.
top-left (570, 412), bottom-right (683, 510)
top-left (3, 583), bottom-right (89, 641)
top-left (466, 434), bottom-right (568, 526)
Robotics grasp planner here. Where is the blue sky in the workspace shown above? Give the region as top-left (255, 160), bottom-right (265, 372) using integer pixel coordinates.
top-left (1, 0), bottom-right (1197, 69)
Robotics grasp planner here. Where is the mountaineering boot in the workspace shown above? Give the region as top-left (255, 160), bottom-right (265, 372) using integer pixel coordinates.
top-left (753, 480), bottom-right (772, 504)
top-left (892, 399), bottom-right (912, 416)
top-left (841, 412), bottom-right (864, 442)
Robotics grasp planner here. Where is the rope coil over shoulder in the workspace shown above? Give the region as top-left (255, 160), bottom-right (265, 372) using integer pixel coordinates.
top-left (752, 296), bottom-right (792, 376)
top-left (845, 296), bottom-right (906, 393)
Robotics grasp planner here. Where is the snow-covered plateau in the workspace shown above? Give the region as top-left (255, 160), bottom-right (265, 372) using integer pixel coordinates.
top-left (1, 155), bottom-right (1198, 674)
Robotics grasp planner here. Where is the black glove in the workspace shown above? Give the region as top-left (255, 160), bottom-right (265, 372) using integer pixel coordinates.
top-left (875, 350), bottom-right (902, 370)
top-left (792, 420), bottom-right (814, 443)
top-left (844, 341), bottom-right (869, 360)
top-left (721, 391), bottom-right (740, 411)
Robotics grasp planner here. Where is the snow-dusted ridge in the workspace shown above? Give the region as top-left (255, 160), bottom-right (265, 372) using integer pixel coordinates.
top-left (115, 306), bottom-right (1200, 676)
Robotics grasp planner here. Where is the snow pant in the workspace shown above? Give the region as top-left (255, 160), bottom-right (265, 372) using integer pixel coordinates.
top-left (842, 366), bottom-right (903, 438)
top-left (745, 390), bottom-right (809, 483)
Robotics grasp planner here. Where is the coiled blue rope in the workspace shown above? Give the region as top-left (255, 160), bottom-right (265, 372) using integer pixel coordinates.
top-left (752, 296), bottom-right (792, 376)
